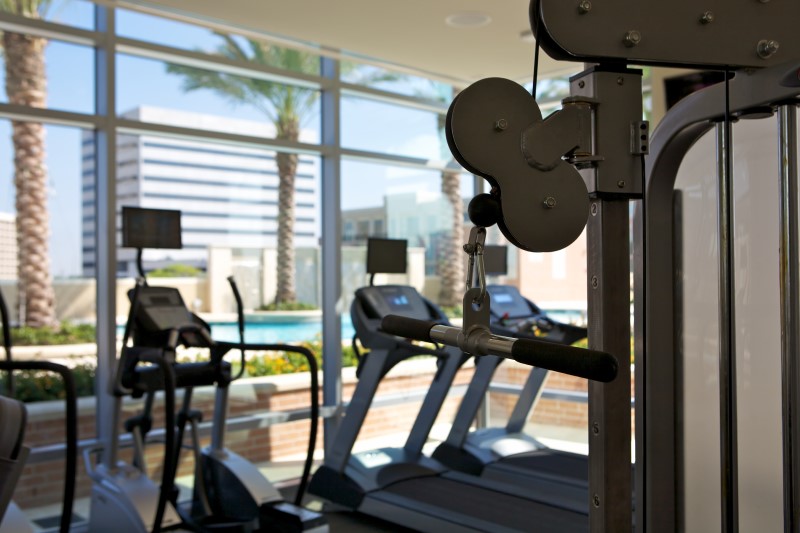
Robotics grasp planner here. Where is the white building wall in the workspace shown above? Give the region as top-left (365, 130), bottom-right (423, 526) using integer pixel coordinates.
top-left (0, 213), bottom-right (17, 280)
top-left (81, 106), bottom-right (320, 277)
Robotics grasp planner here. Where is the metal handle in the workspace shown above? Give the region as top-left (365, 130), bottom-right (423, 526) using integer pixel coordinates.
top-left (381, 314), bottom-right (618, 382)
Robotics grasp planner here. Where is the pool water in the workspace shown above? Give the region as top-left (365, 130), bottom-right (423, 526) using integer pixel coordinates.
top-left (210, 318), bottom-right (356, 344)
top-left (118, 318), bottom-right (356, 344)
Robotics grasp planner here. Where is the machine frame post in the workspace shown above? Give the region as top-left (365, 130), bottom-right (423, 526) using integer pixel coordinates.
top-left (569, 65), bottom-right (642, 533)
top-left (778, 102), bottom-right (800, 533)
top-left (586, 198), bottom-right (633, 532)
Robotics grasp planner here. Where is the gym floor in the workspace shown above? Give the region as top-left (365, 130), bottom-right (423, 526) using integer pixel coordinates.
top-left (21, 422), bottom-right (590, 532)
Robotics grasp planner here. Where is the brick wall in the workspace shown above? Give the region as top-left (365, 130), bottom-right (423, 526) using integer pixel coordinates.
top-left (489, 361), bottom-right (635, 435)
top-left (13, 359), bottom-right (632, 510)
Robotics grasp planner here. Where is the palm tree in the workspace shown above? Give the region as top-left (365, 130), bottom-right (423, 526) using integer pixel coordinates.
top-left (167, 35), bottom-right (319, 305)
top-left (1, 0), bottom-right (57, 327)
top-left (438, 165), bottom-right (464, 308)
top-left (436, 87), bottom-right (464, 308)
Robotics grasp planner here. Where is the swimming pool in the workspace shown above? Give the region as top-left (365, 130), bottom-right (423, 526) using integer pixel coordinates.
top-left (118, 317), bottom-right (356, 344)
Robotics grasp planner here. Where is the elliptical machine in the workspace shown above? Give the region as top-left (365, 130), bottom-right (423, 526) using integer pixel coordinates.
top-left (0, 287), bottom-right (79, 533)
top-left (86, 206), bottom-right (326, 532)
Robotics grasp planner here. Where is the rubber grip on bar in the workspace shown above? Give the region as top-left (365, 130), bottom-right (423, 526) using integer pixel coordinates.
top-left (381, 315), bottom-right (439, 342)
top-left (510, 339), bottom-right (619, 383)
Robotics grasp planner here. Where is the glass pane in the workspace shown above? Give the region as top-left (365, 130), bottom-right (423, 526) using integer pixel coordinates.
top-left (0, 38), bottom-right (95, 114)
top-left (117, 9), bottom-right (320, 75)
top-left (341, 60), bottom-right (452, 102)
top-left (0, 120), bottom-right (96, 518)
top-left (0, 0), bottom-right (94, 29)
top-left (117, 54), bottom-right (321, 143)
top-left (91, 133), bottom-right (322, 328)
top-left (342, 96), bottom-right (446, 160)
top-left (341, 159), bottom-right (472, 311)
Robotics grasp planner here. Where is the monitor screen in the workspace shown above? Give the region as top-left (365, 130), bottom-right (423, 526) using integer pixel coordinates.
top-left (483, 245), bottom-right (508, 276)
top-left (367, 238), bottom-right (407, 274)
top-left (493, 293), bottom-right (514, 304)
top-left (121, 206), bottom-right (182, 250)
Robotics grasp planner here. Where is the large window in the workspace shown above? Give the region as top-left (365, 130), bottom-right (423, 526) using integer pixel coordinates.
top-left (0, 0), bottom-right (614, 521)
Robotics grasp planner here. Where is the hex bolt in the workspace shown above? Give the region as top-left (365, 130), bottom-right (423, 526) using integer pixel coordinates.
top-left (578, 80), bottom-right (586, 89)
top-left (543, 197), bottom-right (557, 208)
top-left (495, 119), bottom-right (508, 131)
top-left (617, 180), bottom-right (626, 188)
top-left (593, 495), bottom-right (601, 508)
top-left (617, 76), bottom-right (624, 85)
top-left (591, 276), bottom-right (598, 289)
top-left (578, 0), bottom-right (592, 14)
top-left (700, 11), bottom-right (714, 24)
top-left (757, 39), bottom-right (780, 59)
top-left (623, 30), bottom-right (641, 48)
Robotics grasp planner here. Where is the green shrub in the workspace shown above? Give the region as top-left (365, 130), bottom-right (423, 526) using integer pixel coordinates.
top-left (571, 337), bottom-right (635, 364)
top-left (0, 363), bottom-right (96, 403)
top-left (10, 322), bottom-right (96, 346)
top-left (240, 337), bottom-right (359, 377)
top-left (148, 264), bottom-right (203, 277)
top-left (439, 305), bottom-right (463, 319)
top-left (257, 302), bottom-right (318, 311)
top-left (3, 336), bottom-right (359, 402)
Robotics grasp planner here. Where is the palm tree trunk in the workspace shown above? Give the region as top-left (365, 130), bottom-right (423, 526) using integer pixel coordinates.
top-left (438, 169), bottom-right (464, 307)
top-left (4, 30), bottom-right (56, 328)
top-left (275, 117), bottom-right (299, 304)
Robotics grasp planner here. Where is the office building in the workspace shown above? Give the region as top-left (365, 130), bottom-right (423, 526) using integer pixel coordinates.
top-left (0, 213), bottom-right (16, 280)
top-left (81, 106), bottom-right (320, 277)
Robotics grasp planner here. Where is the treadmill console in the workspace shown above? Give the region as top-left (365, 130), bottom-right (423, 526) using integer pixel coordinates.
top-left (486, 285), bottom-right (536, 321)
top-left (356, 285), bottom-right (432, 321)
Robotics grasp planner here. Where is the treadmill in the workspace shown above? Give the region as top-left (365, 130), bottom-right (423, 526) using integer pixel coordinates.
top-left (308, 239), bottom-right (589, 532)
top-left (432, 245), bottom-right (600, 497)
top-left (433, 283), bottom-right (593, 488)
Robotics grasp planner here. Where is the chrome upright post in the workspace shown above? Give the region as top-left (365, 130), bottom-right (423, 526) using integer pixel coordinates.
top-left (778, 102), bottom-right (800, 533)
top-left (715, 116), bottom-right (739, 532)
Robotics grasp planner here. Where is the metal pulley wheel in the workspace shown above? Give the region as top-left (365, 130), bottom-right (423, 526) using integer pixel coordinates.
top-left (447, 77), bottom-right (589, 252)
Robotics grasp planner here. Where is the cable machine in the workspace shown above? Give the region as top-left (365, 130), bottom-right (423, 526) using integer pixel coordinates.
top-left (382, 1), bottom-right (800, 531)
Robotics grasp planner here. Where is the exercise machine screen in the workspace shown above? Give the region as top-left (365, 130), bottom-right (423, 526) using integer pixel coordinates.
top-left (122, 206), bottom-right (182, 250)
top-left (367, 238), bottom-right (407, 274)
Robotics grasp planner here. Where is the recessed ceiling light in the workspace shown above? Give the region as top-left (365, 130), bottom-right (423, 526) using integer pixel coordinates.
top-left (445, 12), bottom-right (492, 28)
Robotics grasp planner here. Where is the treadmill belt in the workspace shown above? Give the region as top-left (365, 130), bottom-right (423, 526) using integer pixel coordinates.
top-left (504, 450), bottom-right (588, 482)
top-left (381, 475), bottom-right (587, 532)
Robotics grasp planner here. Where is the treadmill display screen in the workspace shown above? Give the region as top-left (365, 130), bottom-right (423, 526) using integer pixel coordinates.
top-left (359, 285), bottom-right (430, 320)
top-left (387, 294), bottom-right (411, 310)
top-left (493, 293), bottom-right (514, 304)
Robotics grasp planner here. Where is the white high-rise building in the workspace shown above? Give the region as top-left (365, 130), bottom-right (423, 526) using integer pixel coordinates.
top-left (0, 213), bottom-right (16, 280)
top-left (81, 106), bottom-right (320, 277)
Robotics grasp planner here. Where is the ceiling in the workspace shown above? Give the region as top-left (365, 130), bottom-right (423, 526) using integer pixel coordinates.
top-left (123, 0), bottom-right (580, 86)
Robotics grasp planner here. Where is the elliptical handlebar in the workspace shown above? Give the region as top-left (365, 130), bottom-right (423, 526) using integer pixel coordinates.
top-left (226, 276), bottom-right (247, 381)
top-left (165, 323), bottom-right (214, 351)
top-left (0, 360), bottom-right (77, 533)
top-left (0, 291), bottom-right (77, 533)
top-left (213, 341), bottom-right (321, 506)
top-left (381, 314), bottom-right (618, 383)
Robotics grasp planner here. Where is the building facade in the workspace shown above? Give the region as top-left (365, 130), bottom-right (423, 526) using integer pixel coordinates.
top-left (81, 106), bottom-right (320, 277)
top-left (0, 213), bottom-right (16, 281)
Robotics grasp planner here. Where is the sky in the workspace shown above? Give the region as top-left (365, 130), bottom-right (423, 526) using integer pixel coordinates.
top-left (0, 2), bottom-right (472, 278)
